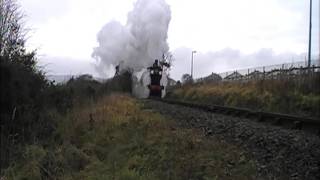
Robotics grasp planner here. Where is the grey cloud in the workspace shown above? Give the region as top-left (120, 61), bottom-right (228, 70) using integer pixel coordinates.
top-left (20, 0), bottom-right (70, 24)
top-left (38, 56), bottom-right (100, 77)
top-left (170, 47), bottom-right (308, 81)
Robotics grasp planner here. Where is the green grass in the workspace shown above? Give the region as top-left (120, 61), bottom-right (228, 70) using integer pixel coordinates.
top-left (3, 94), bottom-right (257, 179)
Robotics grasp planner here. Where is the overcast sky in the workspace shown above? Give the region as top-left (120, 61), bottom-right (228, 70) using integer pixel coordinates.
top-left (20, 0), bottom-right (319, 80)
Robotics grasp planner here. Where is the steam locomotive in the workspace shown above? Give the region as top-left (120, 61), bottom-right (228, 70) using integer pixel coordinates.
top-left (148, 60), bottom-right (164, 98)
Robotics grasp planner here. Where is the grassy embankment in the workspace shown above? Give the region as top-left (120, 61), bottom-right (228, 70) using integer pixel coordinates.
top-left (3, 94), bottom-right (257, 179)
top-left (168, 77), bottom-right (320, 118)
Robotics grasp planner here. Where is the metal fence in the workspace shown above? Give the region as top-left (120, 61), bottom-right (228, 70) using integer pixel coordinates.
top-left (196, 60), bottom-right (320, 83)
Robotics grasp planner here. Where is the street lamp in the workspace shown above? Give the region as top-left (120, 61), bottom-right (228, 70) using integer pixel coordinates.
top-left (308, 0), bottom-right (312, 68)
top-left (191, 50), bottom-right (197, 79)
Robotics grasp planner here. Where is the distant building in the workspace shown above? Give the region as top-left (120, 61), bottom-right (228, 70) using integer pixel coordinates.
top-left (266, 69), bottom-right (281, 79)
top-left (247, 70), bottom-right (264, 79)
top-left (167, 77), bottom-right (177, 86)
top-left (201, 72), bottom-right (222, 83)
top-left (224, 71), bottom-right (243, 81)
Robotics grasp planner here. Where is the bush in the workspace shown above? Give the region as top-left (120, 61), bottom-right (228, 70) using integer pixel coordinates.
top-left (0, 54), bottom-right (52, 169)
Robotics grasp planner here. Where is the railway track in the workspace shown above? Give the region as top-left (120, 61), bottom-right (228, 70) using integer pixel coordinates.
top-left (156, 98), bottom-right (320, 135)
top-left (144, 98), bottom-right (320, 179)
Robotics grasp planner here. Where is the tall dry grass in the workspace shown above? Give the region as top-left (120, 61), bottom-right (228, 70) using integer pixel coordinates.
top-left (169, 75), bottom-right (320, 117)
top-left (3, 94), bottom-right (258, 179)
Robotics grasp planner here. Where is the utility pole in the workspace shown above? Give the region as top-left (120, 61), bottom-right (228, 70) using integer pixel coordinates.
top-left (308, 0), bottom-right (312, 68)
top-left (191, 50), bottom-right (196, 79)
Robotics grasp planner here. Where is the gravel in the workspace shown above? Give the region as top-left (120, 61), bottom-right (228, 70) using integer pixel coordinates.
top-left (142, 99), bottom-right (320, 179)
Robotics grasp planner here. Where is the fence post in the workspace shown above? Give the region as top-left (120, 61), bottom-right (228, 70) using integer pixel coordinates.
top-left (281, 64), bottom-right (284, 79)
top-left (312, 65), bottom-right (315, 73)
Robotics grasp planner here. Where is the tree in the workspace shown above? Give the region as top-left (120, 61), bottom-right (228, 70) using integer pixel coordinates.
top-left (181, 73), bottom-right (193, 84)
top-left (0, 0), bottom-right (49, 169)
top-left (0, 0), bottom-right (26, 58)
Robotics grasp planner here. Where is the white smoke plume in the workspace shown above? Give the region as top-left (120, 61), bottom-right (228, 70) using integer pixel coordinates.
top-left (92, 0), bottom-right (171, 74)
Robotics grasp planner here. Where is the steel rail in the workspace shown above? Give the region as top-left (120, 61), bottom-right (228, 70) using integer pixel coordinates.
top-left (155, 98), bottom-right (320, 135)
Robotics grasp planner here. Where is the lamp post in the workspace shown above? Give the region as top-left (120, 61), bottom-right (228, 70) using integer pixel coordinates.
top-left (308, 0), bottom-right (312, 68)
top-left (191, 50), bottom-right (197, 79)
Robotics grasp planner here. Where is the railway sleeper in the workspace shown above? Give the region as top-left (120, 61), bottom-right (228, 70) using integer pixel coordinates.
top-left (257, 113), bottom-right (265, 122)
top-left (224, 110), bottom-right (233, 115)
top-left (272, 117), bottom-right (283, 125)
top-left (292, 121), bottom-right (303, 130)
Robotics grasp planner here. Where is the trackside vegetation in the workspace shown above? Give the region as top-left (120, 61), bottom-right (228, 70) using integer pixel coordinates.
top-left (3, 94), bottom-right (258, 179)
top-left (168, 77), bottom-right (320, 118)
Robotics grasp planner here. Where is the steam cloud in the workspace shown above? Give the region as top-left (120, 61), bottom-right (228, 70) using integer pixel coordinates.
top-left (92, 0), bottom-right (171, 74)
